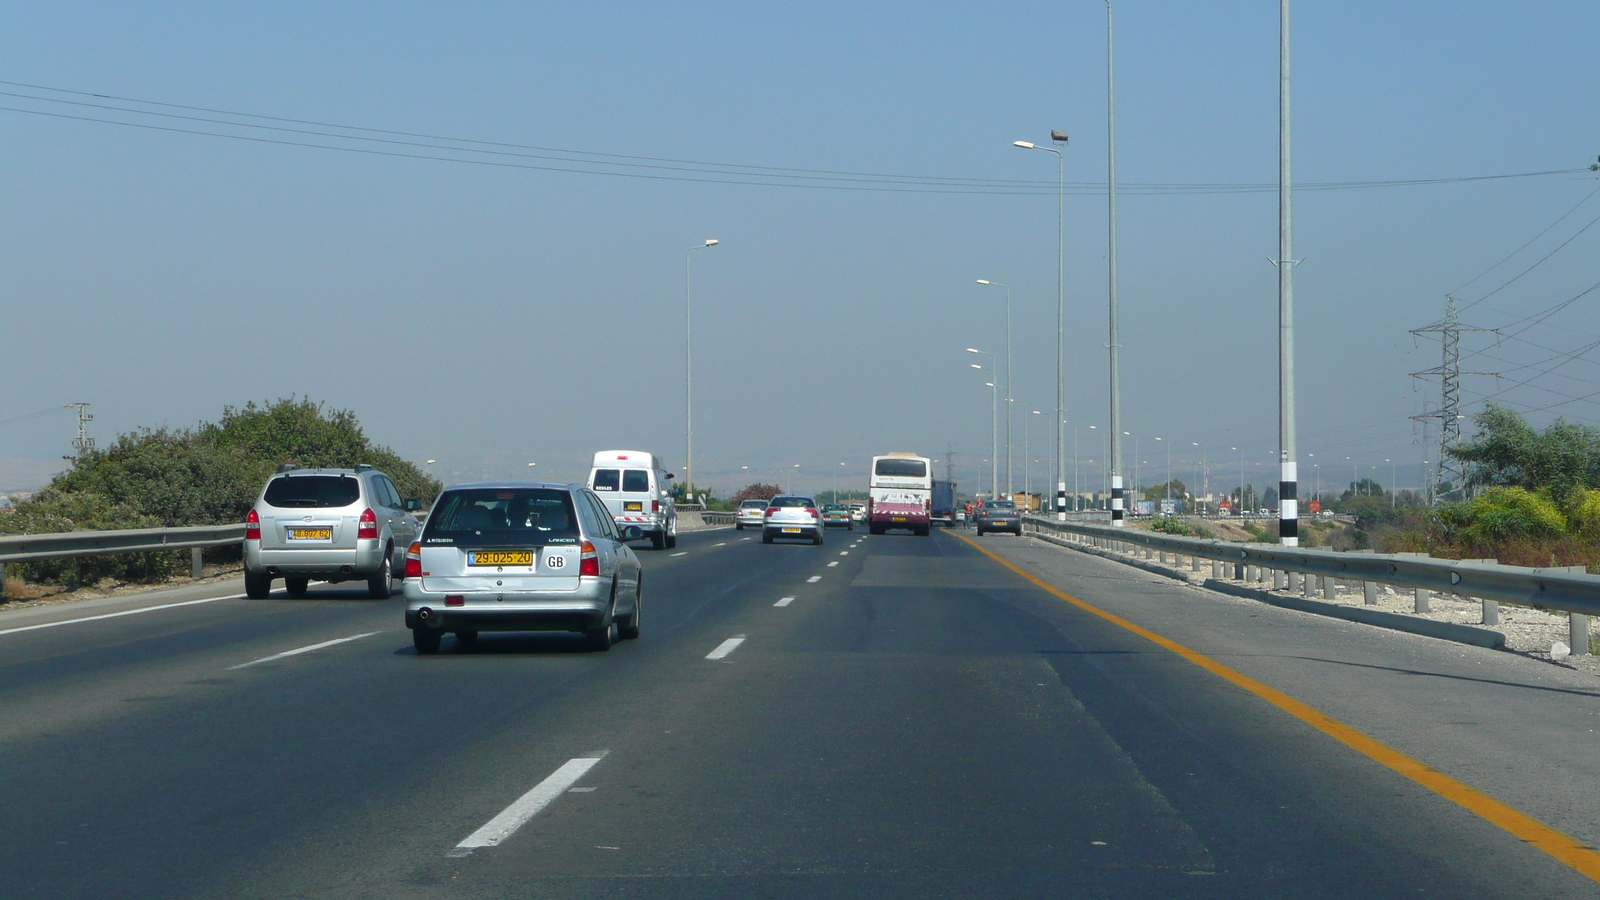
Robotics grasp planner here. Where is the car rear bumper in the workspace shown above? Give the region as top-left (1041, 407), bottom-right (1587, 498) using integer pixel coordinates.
top-left (245, 539), bottom-right (386, 577)
top-left (404, 577), bottom-right (611, 632)
top-left (765, 522), bottom-right (820, 537)
top-left (612, 513), bottom-right (668, 533)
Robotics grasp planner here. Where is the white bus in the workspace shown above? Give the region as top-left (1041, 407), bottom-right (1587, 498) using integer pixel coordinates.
top-left (867, 452), bottom-right (932, 536)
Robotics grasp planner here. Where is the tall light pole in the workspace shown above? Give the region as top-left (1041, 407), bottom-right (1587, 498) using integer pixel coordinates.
top-left (1014, 132), bottom-right (1068, 520)
top-left (1233, 446), bottom-right (1245, 512)
top-left (976, 280), bottom-right (1013, 498)
top-left (1275, 0), bottom-right (1301, 546)
top-left (1028, 410), bottom-right (1042, 505)
top-left (1192, 442), bottom-right (1207, 512)
top-left (685, 238), bottom-right (719, 506)
top-left (1089, 424), bottom-right (1102, 509)
top-left (1104, 0), bottom-right (1125, 528)
top-left (968, 349), bottom-right (998, 499)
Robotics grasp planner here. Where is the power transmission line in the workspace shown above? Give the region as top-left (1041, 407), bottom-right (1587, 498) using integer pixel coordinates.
top-left (1412, 296), bottom-right (1496, 503)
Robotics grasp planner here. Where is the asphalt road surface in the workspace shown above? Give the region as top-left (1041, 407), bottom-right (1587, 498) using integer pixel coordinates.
top-left (4, 525), bottom-right (1599, 898)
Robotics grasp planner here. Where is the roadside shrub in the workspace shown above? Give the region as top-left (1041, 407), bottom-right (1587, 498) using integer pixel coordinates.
top-left (1151, 515), bottom-right (1209, 538)
top-left (0, 489), bottom-right (173, 585)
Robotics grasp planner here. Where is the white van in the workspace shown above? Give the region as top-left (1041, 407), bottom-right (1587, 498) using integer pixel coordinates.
top-left (587, 450), bottom-right (678, 550)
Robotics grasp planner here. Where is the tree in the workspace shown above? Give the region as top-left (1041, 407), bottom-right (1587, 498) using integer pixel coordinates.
top-left (1141, 479), bottom-right (1188, 501)
top-left (1450, 404), bottom-right (1600, 506)
top-left (729, 483), bottom-right (783, 505)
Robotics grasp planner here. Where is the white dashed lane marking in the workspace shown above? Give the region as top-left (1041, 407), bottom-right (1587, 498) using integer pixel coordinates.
top-left (229, 632), bottom-right (381, 670)
top-left (713, 542), bottom-right (727, 547)
top-left (450, 753), bottom-right (607, 855)
top-left (775, 596), bottom-right (795, 607)
top-left (705, 636), bottom-right (746, 660)
top-left (670, 552), bottom-right (688, 557)
top-left (827, 561), bottom-right (838, 567)
top-left (806, 576), bottom-right (821, 583)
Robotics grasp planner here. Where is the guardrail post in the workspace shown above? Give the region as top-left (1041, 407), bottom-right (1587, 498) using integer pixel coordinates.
top-left (1234, 561), bottom-right (1245, 579)
top-left (1482, 599), bottom-right (1499, 626)
top-left (1364, 581), bottom-right (1377, 605)
top-left (1571, 614), bottom-right (1591, 656)
top-left (1322, 577), bottom-right (1336, 600)
top-left (1190, 555), bottom-right (1200, 573)
top-left (1303, 573), bottom-right (1315, 598)
top-left (0, 563), bottom-right (6, 599)
top-left (1274, 570), bottom-right (1286, 590)
top-left (191, 548), bottom-right (204, 579)
top-left (1415, 588), bottom-right (1431, 614)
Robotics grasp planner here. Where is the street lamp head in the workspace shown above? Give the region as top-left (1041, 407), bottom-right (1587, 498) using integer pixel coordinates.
top-left (970, 364), bottom-right (982, 369)
top-left (1013, 140), bottom-right (1036, 149)
top-left (426, 459), bottom-right (435, 464)
top-left (704, 239), bottom-right (719, 247)
top-left (975, 279), bottom-right (990, 285)
top-left (965, 348), bottom-right (980, 354)
top-left (1050, 129), bottom-right (1069, 144)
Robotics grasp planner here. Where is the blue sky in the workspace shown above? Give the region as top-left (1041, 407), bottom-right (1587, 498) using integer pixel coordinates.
top-left (2, 1), bottom-right (1596, 497)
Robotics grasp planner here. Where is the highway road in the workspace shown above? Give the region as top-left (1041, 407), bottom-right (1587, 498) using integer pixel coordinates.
top-left (4, 526), bottom-right (1600, 898)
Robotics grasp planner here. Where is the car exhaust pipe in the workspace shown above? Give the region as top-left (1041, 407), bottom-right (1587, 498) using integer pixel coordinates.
top-left (339, 565), bottom-right (353, 575)
top-left (417, 607), bottom-right (433, 621)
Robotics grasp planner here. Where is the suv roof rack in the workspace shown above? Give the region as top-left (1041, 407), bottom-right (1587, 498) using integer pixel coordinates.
top-left (355, 463), bottom-right (375, 472)
top-left (276, 463), bottom-right (298, 473)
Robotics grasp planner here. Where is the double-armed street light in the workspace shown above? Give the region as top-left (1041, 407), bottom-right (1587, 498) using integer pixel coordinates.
top-left (1013, 132), bottom-right (1070, 520)
top-left (968, 349), bottom-right (999, 499)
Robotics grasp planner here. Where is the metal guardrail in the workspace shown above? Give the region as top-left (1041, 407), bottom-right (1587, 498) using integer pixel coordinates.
top-left (0, 524), bottom-right (247, 565)
top-left (1026, 516), bottom-right (1600, 618)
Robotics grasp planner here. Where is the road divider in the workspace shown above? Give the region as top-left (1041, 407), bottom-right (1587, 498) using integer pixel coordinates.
top-left (705, 635), bottom-right (746, 660)
top-left (450, 753), bottom-right (607, 856)
top-left (229, 631), bottom-right (381, 670)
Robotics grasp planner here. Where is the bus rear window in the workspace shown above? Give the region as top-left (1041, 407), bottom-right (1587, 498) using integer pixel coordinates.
top-left (874, 459), bottom-right (927, 478)
top-left (593, 469), bottom-right (620, 491)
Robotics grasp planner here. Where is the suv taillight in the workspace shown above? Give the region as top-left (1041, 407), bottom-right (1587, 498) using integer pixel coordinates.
top-left (404, 541), bottom-right (422, 579)
top-left (245, 508), bottom-right (261, 541)
top-left (580, 540), bottom-right (599, 576)
top-left (358, 508), bottom-right (378, 540)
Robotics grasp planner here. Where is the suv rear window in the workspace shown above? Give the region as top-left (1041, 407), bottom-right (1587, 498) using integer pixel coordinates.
top-left (263, 475), bottom-right (361, 508)
top-left (875, 459), bottom-right (927, 478)
top-left (592, 470), bottom-right (620, 491)
top-left (424, 488), bottom-right (581, 547)
top-left (622, 470), bottom-right (650, 492)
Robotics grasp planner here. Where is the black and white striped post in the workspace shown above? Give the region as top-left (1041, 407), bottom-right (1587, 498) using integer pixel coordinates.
top-left (1275, 0), bottom-right (1300, 548)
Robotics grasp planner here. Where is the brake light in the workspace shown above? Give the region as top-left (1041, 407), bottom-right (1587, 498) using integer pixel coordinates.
top-left (765, 507), bottom-right (779, 517)
top-left (358, 508), bottom-right (378, 540)
top-left (445, 595), bottom-right (464, 607)
top-left (806, 507), bottom-right (820, 519)
top-left (245, 508), bottom-right (261, 541)
top-left (652, 500), bottom-right (660, 512)
top-left (404, 541), bottom-right (422, 579)
top-left (579, 540), bottom-right (599, 576)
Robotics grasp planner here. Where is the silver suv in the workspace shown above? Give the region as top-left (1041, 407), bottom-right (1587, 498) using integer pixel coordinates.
top-left (243, 464), bottom-right (422, 599)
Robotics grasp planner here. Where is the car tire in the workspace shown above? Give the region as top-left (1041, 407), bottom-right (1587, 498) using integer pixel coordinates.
top-left (412, 628), bottom-right (441, 655)
top-left (244, 571), bottom-right (272, 599)
top-left (736, 522), bottom-right (744, 531)
top-left (367, 554), bottom-right (393, 599)
top-left (813, 531), bottom-right (824, 546)
top-left (762, 531), bottom-right (774, 544)
top-left (618, 579), bottom-right (642, 641)
top-left (455, 631), bottom-right (478, 643)
top-left (651, 529), bottom-right (666, 551)
top-left (665, 520), bottom-right (677, 549)
top-left (285, 576), bottom-right (310, 598)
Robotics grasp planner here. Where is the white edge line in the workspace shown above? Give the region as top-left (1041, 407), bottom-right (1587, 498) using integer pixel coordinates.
top-left (713, 542), bottom-right (727, 547)
top-left (705, 635), bottom-right (746, 660)
top-left (670, 551), bottom-right (688, 557)
top-left (228, 631), bottom-right (382, 670)
top-left (775, 596), bottom-right (795, 607)
top-left (453, 753), bottom-right (607, 852)
top-left (0, 592), bottom-right (245, 637)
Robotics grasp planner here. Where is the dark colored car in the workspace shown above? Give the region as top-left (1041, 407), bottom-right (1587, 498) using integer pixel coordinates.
top-left (975, 499), bottom-right (1022, 536)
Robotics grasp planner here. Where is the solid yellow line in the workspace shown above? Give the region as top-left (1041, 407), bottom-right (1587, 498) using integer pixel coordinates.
top-left (952, 530), bottom-right (1600, 883)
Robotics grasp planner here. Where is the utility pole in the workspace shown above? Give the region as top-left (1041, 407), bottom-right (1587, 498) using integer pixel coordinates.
top-left (1105, 0), bottom-right (1124, 529)
top-left (1411, 294), bottom-right (1495, 502)
top-left (944, 444), bottom-right (957, 484)
top-left (63, 403), bottom-right (94, 462)
top-left (1273, 0), bottom-right (1301, 547)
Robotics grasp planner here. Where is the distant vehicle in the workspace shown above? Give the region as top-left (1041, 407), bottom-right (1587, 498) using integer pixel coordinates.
top-left (1319, 509), bottom-right (1336, 518)
top-left (403, 482), bottom-right (643, 654)
top-left (763, 495), bottom-right (824, 545)
top-left (735, 499), bottom-right (767, 530)
top-left (822, 504), bottom-right (854, 529)
top-left (849, 504), bottom-right (867, 524)
top-left (868, 452), bottom-right (932, 536)
top-left (1258, 508), bottom-right (1272, 516)
top-left (975, 498), bottom-right (1022, 536)
top-left (931, 480), bottom-right (957, 526)
top-left (587, 450), bottom-right (677, 550)
top-left (244, 464), bottom-right (422, 600)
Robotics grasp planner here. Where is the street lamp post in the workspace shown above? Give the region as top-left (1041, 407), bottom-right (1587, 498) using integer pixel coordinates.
top-left (685, 238), bottom-right (719, 507)
top-left (976, 280), bottom-right (1013, 498)
top-left (1192, 442), bottom-right (1207, 513)
top-left (1014, 132), bottom-right (1069, 520)
top-left (1103, 0), bottom-right (1125, 528)
top-left (968, 349), bottom-right (998, 499)
top-left (1275, 0), bottom-right (1301, 546)
top-left (1028, 410), bottom-right (1041, 504)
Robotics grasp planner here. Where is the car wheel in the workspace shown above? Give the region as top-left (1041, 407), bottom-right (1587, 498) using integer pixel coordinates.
top-left (618, 579), bottom-right (642, 641)
top-left (244, 571), bottom-right (272, 599)
top-left (285, 576), bottom-right (310, 598)
top-left (586, 585), bottom-right (617, 652)
top-left (650, 529), bottom-right (666, 551)
top-left (367, 554), bottom-right (393, 599)
top-left (762, 531), bottom-right (774, 544)
top-left (455, 631), bottom-right (478, 643)
top-left (665, 520), bottom-right (677, 549)
top-left (736, 522), bottom-right (744, 531)
top-left (813, 531), bottom-right (824, 546)
top-left (412, 628), bottom-right (441, 655)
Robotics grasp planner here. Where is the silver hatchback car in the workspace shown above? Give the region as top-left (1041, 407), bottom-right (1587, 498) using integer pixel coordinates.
top-left (762, 494), bottom-right (824, 545)
top-left (403, 482), bottom-right (643, 654)
top-left (243, 464), bottom-right (421, 599)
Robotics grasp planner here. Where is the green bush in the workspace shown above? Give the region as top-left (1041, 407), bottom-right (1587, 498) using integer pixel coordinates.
top-left (1151, 515), bottom-right (1209, 538)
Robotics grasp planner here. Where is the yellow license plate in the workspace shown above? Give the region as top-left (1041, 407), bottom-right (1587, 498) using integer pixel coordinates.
top-left (623, 501), bottom-right (642, 512)
top-left (892, 517), bottom-right (906, 522)
top-left (782, 527), bottom-right (801, 533)
top-left (469, 550), bottom-right (535, 566)
top-left (287, 528), bottom-right (332, 540)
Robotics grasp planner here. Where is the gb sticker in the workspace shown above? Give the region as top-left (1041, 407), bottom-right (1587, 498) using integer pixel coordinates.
top-left (545, 552), bottom-right (566, 569)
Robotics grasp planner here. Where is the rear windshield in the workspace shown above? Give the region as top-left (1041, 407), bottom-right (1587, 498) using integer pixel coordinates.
top-left (740, 500), bottom-right (768, 509)
top-left (622, 470), bottom-right (650, 492)
top-left (592, 469), bottom-right (620, 491)
top-left (263, 474), bottom-right (361, 509)
top-left (770, 496), bottom-right (815, 508)
top-left (424, 488), bottom-right (581, 547)
top-left (875, 459), bottom-right (927, 478)
top-left (987, 500), bottom-right (1016, 510)
top-left (824, 505), bottom-right (847, 512)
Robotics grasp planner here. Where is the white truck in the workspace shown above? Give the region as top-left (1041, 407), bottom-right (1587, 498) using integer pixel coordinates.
top-left (587, 450), bottom-right (678, 550)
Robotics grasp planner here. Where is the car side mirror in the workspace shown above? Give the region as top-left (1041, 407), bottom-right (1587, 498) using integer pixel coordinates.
top-left (621, 525), bottom-right (643, 541)
top-left (404, 499), bottom-right (423, 511)
top-left (665, 472), bottom-right (675, 480)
